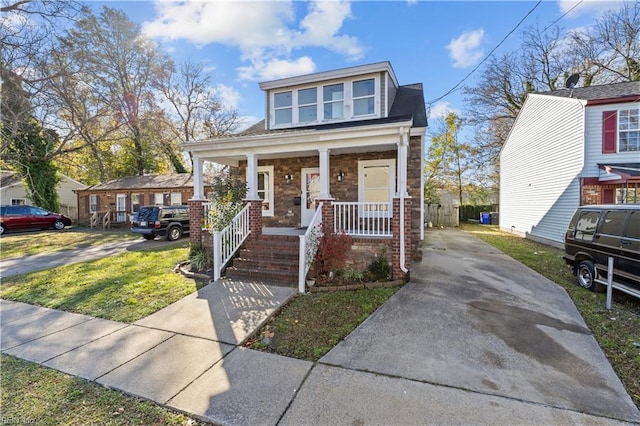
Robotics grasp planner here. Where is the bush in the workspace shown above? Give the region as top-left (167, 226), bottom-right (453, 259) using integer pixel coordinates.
top-left (313, 225), bottom-right (352, 276)
top-left (189, 244), bottom-right (209, 272)
top-left (368, 246), bottom-right (391, 281)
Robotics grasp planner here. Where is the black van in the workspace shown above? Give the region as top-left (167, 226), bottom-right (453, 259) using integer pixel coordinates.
top-left (563, 204), bottom-right (639, 295)
top-left (130, 205), bottom-right (190, 241)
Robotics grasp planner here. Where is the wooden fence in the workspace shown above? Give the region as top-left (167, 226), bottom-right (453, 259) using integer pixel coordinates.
top-left (425, 204), bottom-right (459, 227)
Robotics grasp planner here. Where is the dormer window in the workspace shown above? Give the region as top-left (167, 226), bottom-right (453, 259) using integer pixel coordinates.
top-left (274, 91), bottom-right (292, 125)
top-left (353, 79), bottom-right (375, 116)
top-left (323, 83), bottom-right (344, 120)
top-left (298, 88), bottom-right (317, 123)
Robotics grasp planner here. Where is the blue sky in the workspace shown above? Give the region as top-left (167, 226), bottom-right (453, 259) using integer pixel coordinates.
top-left (92, 0), bottom-right (625, 129)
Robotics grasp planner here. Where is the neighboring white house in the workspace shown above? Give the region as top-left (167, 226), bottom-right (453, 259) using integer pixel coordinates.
top-left (500, 81), bottom-right (640, 247)
top-left (0, 170), bottom-right (86, 221)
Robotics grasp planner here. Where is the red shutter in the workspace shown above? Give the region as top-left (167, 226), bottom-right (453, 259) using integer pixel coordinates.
top-left (602, 111), bottom-right (617, 154)
top-left (602, 188), bottom-right (615, 204)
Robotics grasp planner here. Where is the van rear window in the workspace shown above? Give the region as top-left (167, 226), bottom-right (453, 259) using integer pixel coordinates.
top-left (575, 211), bottom-right (600, 242)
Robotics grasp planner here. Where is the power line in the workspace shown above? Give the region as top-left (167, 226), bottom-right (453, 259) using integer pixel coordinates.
top-left (543, 0), bottom-right (584, 32)
top-left (427, 0), bottom-right (542, 107)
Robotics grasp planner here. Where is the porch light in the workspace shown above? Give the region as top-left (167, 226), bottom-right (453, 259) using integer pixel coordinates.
top-left (285, 173), bottom-right (293, 183)
top-left (337, 171), bottom-right (345, 182)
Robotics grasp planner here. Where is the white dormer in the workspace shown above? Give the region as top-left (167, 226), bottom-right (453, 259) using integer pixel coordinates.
top-left (259, 62), bottom-right (399, 130)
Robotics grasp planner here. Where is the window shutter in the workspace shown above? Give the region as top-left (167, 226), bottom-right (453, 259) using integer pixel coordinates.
top-left (602, 111), bottom-right (617, 154)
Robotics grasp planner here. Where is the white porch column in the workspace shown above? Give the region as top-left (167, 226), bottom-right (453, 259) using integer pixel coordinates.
top-left (397, 127), bottom-right (409, 197)
top-left (246, 153), bottom-right (260, 200)
top-left (192, 157), bottom-right (205, 200)
top-left (318, 147), bottom-right (331, 199)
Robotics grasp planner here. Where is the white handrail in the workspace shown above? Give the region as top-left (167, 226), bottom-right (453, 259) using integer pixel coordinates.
top-left (298, 202), bottom-right (323, 293)
top-left (213, 203), bottom-right (251, 281)
top-left (333, 201), bottom-right (392, 236)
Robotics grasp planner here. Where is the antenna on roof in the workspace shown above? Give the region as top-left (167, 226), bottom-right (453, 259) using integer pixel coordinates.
top-left (564, 73), bottom-right (580, 97)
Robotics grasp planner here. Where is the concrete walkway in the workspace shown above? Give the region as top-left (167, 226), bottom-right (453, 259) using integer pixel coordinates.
top-left (2, 228), bottom-right (639, 425)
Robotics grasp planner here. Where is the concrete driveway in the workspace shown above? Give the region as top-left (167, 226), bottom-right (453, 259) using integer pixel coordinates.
top-left (283, 228), bottom-right (640, 424)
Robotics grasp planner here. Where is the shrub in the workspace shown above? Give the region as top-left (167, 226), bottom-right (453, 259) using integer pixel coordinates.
top-left (313, 225), bottom-right (352, 276)
top-left (368, 246), bottom-right (391, 281)
top-left (189, 244), bottom-right (209, 272)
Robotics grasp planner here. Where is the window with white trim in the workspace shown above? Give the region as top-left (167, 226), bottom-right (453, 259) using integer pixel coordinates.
top-left (10, 198), bottom-right (26, 206)
top-left (323, 83), bottom-right (344, 120)
top-left (619, 108), bottom-right (639, 152)
top-left (353, 78), bottom-right (375, 116)
top-left (89, 194), bottom-right (98, 213)
top-left (170, 192), bottom-right (182, 206)
top-left (274, 91), bottom-right (292, 125)
top-left (358, 159), bottom-right (396, 217)
top-left (257, 166), bottom-right (274, 216)
top-left (131, 193), bottom-right (141, 213)
top-left (298, 88), bottom-right (317, 123)
top-left (154, 193), bottom-right (164, 205)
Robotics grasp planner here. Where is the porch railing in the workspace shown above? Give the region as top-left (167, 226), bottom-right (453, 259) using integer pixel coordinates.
top-left (333, 202), bottom-right (392, 237)
top-left (298, 202), bottom-right (323, 293)
top-left (213, 203), bottom-right (251, 281)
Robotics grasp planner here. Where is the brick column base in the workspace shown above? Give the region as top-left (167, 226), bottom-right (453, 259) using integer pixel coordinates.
top-left (188, 199), bottom-right (205, 246)
top-left (391, 197), bottom-right (412, 281)
top-left (244, 199), bottom-right (263, 240)
top-left (318, 199), bottom-right (334, 234)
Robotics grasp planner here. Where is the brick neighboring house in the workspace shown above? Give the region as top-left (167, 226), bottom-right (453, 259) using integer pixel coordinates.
top-left (183, 61), bottom-right (427, 289)
top-left (76, 174), bottom-right (213, 226)
top-left (500, 81), bottom-right (640, 247)
top-left (1, 170), bottom-right (85, 221)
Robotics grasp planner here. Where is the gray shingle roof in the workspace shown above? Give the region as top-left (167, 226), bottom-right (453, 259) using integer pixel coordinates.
top-left (0, 170), bottom-right (21, 188)
top-left (540, 81), bottom-right (640, 101)
top-left (81, 173), bottom-right (214, 191)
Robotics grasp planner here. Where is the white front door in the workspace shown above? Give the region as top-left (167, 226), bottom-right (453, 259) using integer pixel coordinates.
top-left (116, 194), bottom-right (126, 222)
top-left (301, 168), bottom-right (320, 227)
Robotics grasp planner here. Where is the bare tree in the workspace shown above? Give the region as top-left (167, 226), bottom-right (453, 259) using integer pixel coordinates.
top-left (155, 60), bottom-right (240, 171)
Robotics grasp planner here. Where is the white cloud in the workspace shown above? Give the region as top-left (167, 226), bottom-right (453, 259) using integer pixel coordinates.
top-left (213, 84), bottom-right (241, 109)
top-left (558, 0), bottom-right (624, 17)
top-left (446, 29), bottom-right (485, 68)
top-left (143, 0), bottom-right (364, 81)
top-left (237, 56), bottom-right (316, 82)
top-left (428, 102), bottom-right (459, 120)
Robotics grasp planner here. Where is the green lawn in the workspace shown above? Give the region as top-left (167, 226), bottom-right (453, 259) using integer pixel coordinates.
top-left (0, 354), bottom-right (206, 425)
top-left (0, 242), bottom-right (203, 322)
top-left (0, 228), bottom-right (140, 259)
top-left (461, 223), bottom-right (640, 407)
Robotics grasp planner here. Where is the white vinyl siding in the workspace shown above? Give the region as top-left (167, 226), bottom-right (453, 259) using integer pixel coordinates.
top-left (584, 102), bottom-right (640, 177)
top-left (500, 94), bottom-right (585, 245)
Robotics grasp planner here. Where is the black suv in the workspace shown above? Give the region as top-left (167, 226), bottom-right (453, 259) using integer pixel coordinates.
top-left (564, 204), bottom-right (639, 295)
top-left (130, 205), bottom-right (190, 241)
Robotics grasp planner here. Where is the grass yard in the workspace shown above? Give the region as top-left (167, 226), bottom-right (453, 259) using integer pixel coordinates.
top-left (461, 223), bottom-right (640, 407)
top-left (0, 228), bottom-right (140, 259)
top-left (245, 287), bottom-right (399, 361)
top-left (0, 354), bottom-right (205, 425)
top-left (0, 241), bottom-right (202, 322)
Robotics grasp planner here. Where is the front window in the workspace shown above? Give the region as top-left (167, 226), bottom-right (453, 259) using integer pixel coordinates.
top-left (154, 193), bottom-right (164, 205)
top-left (89, 194), bottom-right (98, 213)
top-left (358, 159), bottom-right (396, 217)
top-left (10, 199), bottom-right (26, 206)
top-left (323, 83), bottom-right (344, 120)
top-left (353, 78), bottom-right (375, 116)
top-left (298, 88), bottom-right (317, 123)
top-left (619, 108), bottom-right (639, 152)
top-left (616, 187), bottom-right (638, 204)
top-left (131, 194), bottom-right (141, 213)
top-left (170, 192), bottom-right (182, 206)
top-left (274, 91), bottom-right (292, 125)
top-left (257, 166), bottom-right (274, 216)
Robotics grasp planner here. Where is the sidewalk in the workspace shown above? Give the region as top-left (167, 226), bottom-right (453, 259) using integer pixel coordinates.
top-left (2, 228), bottom-right (639, 425)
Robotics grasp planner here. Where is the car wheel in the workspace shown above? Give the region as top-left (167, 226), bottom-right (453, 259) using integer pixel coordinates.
top-left (576, 260), bottom-right (605, 292)
top-left (143, 234), bottom-right (155, 240)
top-left (0, 224), bottom-right (6, 235)
top-left (53, 220), bottom-right (65, 230)
top-left (167, 226), bottom-right (182, 241)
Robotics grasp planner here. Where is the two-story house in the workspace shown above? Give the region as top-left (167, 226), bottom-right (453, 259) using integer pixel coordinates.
top-left (500, 81), bottom-right (640, 247)
top-left (184, 61), bottom-right (427, 291)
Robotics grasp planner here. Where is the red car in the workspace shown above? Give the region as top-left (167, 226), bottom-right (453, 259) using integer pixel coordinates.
top-left (0, 205), bottom-right (72, 235)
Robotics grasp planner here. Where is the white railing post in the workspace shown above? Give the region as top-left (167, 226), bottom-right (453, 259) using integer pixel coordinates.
top-left (213, 231), bottom-right (222, 281)
top-left (298, 234), bottom-right (307, 293)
